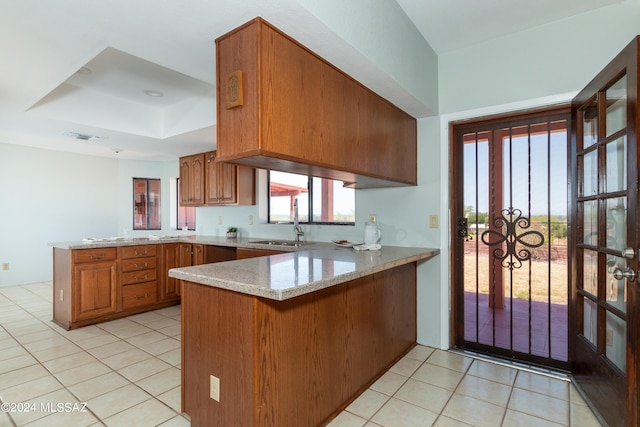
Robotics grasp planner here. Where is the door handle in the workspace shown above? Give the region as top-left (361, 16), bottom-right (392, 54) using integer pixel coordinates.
top-left (457, 218), bottom-right (468, 238)
top-left (457, 218), bottom-right (472, 241)
top-left (612, 266), bottom-right (636, 282)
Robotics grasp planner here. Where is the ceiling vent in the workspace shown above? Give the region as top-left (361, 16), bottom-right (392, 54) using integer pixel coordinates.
top-left (64, 131), bottom-right (105, 141)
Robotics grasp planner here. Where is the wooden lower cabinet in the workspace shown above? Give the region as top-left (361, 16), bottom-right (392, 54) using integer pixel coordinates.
top-left (182, 263), bottom-right (417, 427)
top-left (54, 244), bottom-right (178, 330)
top-left (160, 243), bottom-right (194, 301)
top-left (73, 258), bottom-right (118, 321)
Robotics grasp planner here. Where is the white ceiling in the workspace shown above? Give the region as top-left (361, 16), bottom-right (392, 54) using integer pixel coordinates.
top-left (0, 0), bottom-right (623, 161)
top-left (396, 0), bottom-right (623, 54)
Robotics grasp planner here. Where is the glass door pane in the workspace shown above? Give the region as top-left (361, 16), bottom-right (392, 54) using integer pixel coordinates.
top-left (582, 98), bottom-right (598, 149)
top-left (605, 136), bottom-right (627, 193)
top-left (606, 76), bottom-right (626, 137)
top-left (606, 197), bottom-right (627, 251)
top-left (582, 150), bottom-right (598, 197)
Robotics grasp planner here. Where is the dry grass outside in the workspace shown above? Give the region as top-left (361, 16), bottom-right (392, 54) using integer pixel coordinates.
top-left (464, 254), bottom-right (569, 305)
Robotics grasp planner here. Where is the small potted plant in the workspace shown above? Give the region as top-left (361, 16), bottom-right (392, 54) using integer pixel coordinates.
top-left (226, 227), bottom-right (238, 238)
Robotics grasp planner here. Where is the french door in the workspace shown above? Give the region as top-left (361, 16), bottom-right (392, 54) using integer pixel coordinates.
top-left (571, 37), bottom-right (640, 427)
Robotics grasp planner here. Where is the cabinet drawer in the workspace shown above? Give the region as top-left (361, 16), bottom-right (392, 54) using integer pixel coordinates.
top-left (122, 257), bottom-right (157, 272)
top-left (122, 282), bottom-right (157, 310)
top-left (74, 248), bottom-right (117, 263)
top-left (122, 245), bottom-right (157, 259)
top-left (122, 269), bottom-right (157, 285)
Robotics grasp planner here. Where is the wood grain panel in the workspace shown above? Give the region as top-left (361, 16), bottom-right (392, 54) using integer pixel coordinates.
top-left (235, 248), bottom-right (285, 259)
top-left (53, 248), bottom-right (72, 329)
top-left (121, 257), bottom-right (157, 272)
top-left (122, 281), bottom-right (157, 310)
top-left (205, 246), bottom-right (236, 263)
top-left (215, 18), bottom-right (417, 188)
top-left (182, 262), bottom-right (417, 426)
top-left (73, 248), bottom-right (117, 263)
top-left (122, 269), bottom-right (157, 285)
top-left (182, 282), bottom-right (256, 427)
top-left (216, 19), bottom-right (261, 159)
top-left (121, 245), bottom-right (156, 259)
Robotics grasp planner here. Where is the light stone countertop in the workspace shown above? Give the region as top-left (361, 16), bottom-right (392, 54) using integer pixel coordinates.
top-left (48, 235), bottom-right (439, 301)
top-left (49, 235), bottom-right (310, 251)
top-left (169, 244), bottom-right (439, 301)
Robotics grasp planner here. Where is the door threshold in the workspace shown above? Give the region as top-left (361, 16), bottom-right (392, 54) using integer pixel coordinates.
top-left (449, 348), bottom-right (570, 381)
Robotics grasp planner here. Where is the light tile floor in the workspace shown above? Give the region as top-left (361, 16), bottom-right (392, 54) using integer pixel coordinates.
top-left (0, 282), bottom-right (602, 427)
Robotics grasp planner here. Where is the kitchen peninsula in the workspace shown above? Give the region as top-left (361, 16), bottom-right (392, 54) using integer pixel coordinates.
top-left (169, 243), bottom-right (438, 427)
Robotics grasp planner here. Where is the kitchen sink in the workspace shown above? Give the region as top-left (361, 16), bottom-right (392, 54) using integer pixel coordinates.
top-left (249, 240), bottom-right (312, 247)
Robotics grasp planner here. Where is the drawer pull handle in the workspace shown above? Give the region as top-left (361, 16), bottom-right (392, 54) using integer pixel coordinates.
top-left (134, 250), bottom-right (148, 256)
top-left (134, 263), bottom-right (148, 269)
top-left (90, 254), bottom-right (105, 260)
top-left (135, 293), bottom-right (148, 300)
top-left (133, 274), bottom-right (149, 281)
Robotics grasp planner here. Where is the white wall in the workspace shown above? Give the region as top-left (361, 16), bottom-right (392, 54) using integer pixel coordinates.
top-left (0, 143), bottom-right (118, 286)
top-left (0, 143), bottom-right (179, 287)
top-left (439, 1), bottom-right (640, 114)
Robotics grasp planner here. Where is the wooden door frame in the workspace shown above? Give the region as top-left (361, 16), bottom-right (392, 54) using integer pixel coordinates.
top-left (570, 36), bottom-right (639, 427)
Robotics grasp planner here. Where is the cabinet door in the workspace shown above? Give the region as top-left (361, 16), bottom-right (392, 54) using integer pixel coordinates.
top-left (217, 162), bottom-right (238, 204)
top-left (205, 150), bottom-right (242, 205)
top-left (191, 154), bottom-right (205, 205)
top-left (192, 244), bottom-right (205, 266)
top-left (161, 243), bottom-right (193, 300)
top-left (73, 260), bottom-right (118, 321)
top-left (179, 156), bottom-right (192, 205)
top-left (205, 151), bottom-right (220, 204)
top-left (180, 154), bottom-right (205, 206)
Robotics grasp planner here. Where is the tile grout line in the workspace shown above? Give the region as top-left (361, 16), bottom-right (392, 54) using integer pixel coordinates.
top-left (0, 283), bottom-right (186, 426)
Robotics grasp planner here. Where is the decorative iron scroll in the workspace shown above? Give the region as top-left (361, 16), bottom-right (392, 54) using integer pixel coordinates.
top-left (481, 207), bottom-right (545, 270)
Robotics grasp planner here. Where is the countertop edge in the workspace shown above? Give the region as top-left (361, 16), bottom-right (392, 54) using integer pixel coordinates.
top-left (170, 248), bottom-right (440, 301)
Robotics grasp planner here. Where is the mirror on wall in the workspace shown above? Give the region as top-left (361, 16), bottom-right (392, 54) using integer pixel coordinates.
top-left (133, 178), bottom-right (161, 230)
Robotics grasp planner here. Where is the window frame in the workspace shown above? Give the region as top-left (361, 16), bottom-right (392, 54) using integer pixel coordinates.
top-left (132, 178), bottom-right (161, 230)
top-left (267, 171), bottom-right (355, 226)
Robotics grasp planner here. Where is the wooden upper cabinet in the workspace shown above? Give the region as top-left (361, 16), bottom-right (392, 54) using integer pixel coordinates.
top-left (204, 151), bottom-right (255, 205)
top-left (215, 18), bottom-right (417, 188)
top-left (180, 153), bottom-right (205, 206)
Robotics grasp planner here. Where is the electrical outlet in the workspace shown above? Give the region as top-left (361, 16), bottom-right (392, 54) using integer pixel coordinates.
top-left (248, 215), bottom-right (253, 225)
top-left (210, 375), bottom-right (220, 402)
top-left (369, 214), bottom-right (376, 223)
top-left (218, 216), bottom-right (223, 225)
top-left (429, 215), bottom-right (439, 228)
top-left (1, 263), bottom-right (8, 271)
top-left (60, 289), bottom-right (64, 301)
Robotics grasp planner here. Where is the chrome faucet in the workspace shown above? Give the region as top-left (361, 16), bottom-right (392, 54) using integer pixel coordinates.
top-left (293, 198), bottom-right (304, 241)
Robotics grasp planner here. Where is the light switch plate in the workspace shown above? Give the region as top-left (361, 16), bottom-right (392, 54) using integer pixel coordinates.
top-left (210, 375), bottom-right (220, 402)
top-left (429, 215), bottom-right (439, 228)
